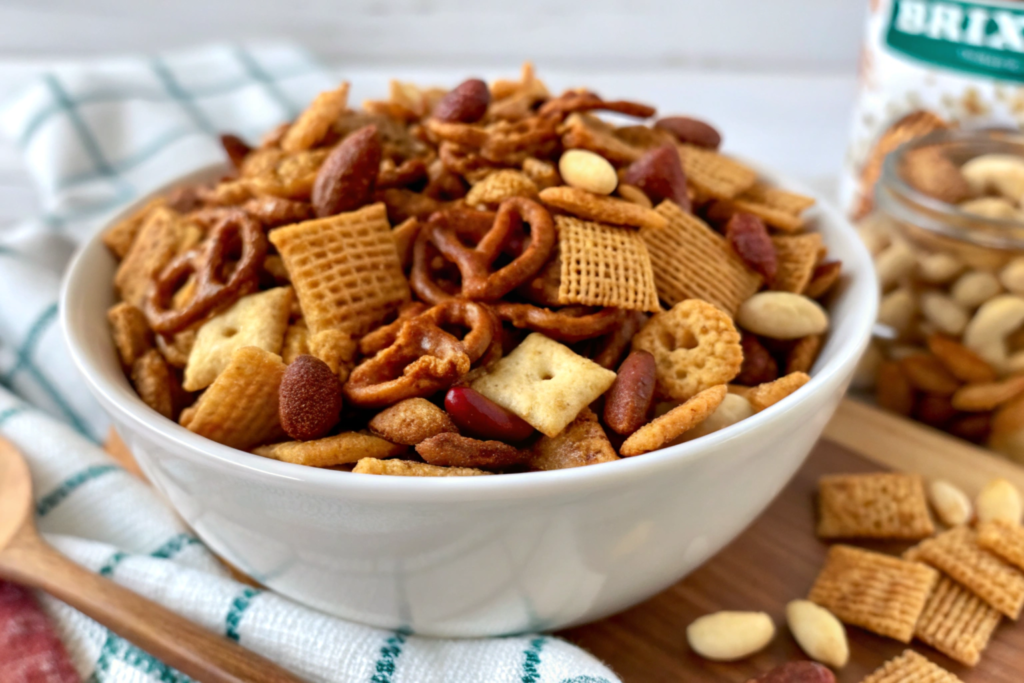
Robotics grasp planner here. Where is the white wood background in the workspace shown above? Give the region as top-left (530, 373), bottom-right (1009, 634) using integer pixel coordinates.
top-left (0, 0), bottom-right (870, 231)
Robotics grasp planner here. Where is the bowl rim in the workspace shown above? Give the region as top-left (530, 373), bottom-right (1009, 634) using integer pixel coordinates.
top-left (62, 162), bottom-right (878, 503)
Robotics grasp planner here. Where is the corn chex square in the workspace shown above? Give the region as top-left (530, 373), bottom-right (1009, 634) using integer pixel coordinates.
top-left (555, 215), bottom-right (660, 312)
top-left (643, 201), bottom-right (762, 315)
top-left (915, 576), bottom-right (1001, 667)
top-left (269, 202), bottom-right (410, 337)
top-left (772, 233), bottom-right (823, 294)
top-left (860, 650), bottom-right (963, 683)
top-left (978, 520), bottom-right (1024, 573)
top-left (114, 206), bottom-right (201, 307)
top-left (731, 182), bottom-right (816, 233)
top-left (676, 144), bottom-right (757, 200)
top-left (808, 544), bottom-right (938, 642)
top-left (817, 472), bottom-right (935, 540)
top-left (909, 526), bottom-right (1024, 620)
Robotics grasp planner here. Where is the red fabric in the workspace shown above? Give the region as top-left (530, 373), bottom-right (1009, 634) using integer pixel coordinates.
top-left (0, 581), bottom-right (79, 683)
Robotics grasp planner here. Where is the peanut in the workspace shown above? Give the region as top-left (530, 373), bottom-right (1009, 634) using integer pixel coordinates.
top-left (916, 251), bottom-right (963, 284)
top-left (877, 288), bottom-right (917, 335)
top-left (1000, 257), bottom-right (1024, 296)
top-left (686, 611), bottom-right (775, 661)
top-left (976, 478), bottom-right (1023, 524)
top-left (875, 239), bottom-right (916, 290)
top-left (736, 292), bottom-right (829, 340)
top-left (558, 149), bottom-right (618, 195)
top-left (951, 270), bottom-right (1002, 309)
top-left (963, 294), bottom-right (1024, 374)
top-left (928, 479), bottom-right (972, 526)
top-left (961, 154), bottom-right (1024, 202)
top-left (920, 291), bottom-right (968, 336)
top-left (786, 600), bottom-right (849, 669)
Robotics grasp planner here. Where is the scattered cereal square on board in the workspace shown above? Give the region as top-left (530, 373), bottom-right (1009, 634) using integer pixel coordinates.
top-left (859, 649), bottom-right (963, 683)
top-left (915, 576), bottom-right (1002, 667)
top-left (817, 472), bottom-right (935, 540)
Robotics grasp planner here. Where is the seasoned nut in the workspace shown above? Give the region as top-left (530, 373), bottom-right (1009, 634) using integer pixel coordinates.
top-left (654, 116), bottom-right (721, 149)
top-left (603, 350), bottom-right (657, 435)
top-left (311, 125), bottom-right (382, 217)
top-left (928, 479), bottom-right (972, 526)
top-left (444, 386), bottom-right (534, 442)
top-left (1000, 257), bottom-right (1024, 296)
top-left (920, 291), bottom-right (968, 336)
top-left (951, 270), bottom-right (1002, 308)
top-left (432, 78), bottom-right (490, 123)
top-left (416, 432), bottom-right (528, 469)
top-left (686, 611), bottom-right (775, 661)
top-left (558, 149), bottom-right (618, 195)
top-left (736, 292), bottom-right (829, 340)
top-left (876, 361), bottom-right (914, 416)
top-left (786, 600), bottom-right (849, 669)
top-left (875, 239), bottom-right (916, 290)
top-left (901, 146), bottom-right (973, 204)
top-left (220, 133), bottom-right (252, 171)
top-left (961, 153), bottom-right (1024, 201)
top-left (278, 354), bottom-right (343, 441)
top-left (856, 215), bottom-right (892, 255)
top-left (368, 398), bottom-right (458, 445)
top-left (963, 294), bottom-right (1024, 373)
top-left (976, 478), bottom-right (1023, 524)
top-left (726, 213), bottom-right (777, 285)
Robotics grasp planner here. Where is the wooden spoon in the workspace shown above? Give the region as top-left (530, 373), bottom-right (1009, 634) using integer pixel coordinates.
top-left (0, 438), bottom-right (305, 683)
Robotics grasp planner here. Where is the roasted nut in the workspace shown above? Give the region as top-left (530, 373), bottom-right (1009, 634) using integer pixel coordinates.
top-left (736, 292), bottom-right (829, 340)
top-left (916, 251), bottom-right (963, 284)
top-left (786, 600), bottom-right (849, 669)
top-left (928, 479), bottom-right (972, 526)
top-left (959, 196), bottom-right (1024, 220)
top-left (415, 432), bottom-right (528, 469)
top-left (680, 393), bottom-right (754, 441)
top-left (963, 294), bottom-right (1024, 373)
top-left (726, 213), bottom-right (777, 285)
top-left (278, 354), bottom-right (343, 441)
top-left (856, 215), bottom-right (892, 255)
top-left (877, 288), bottom-right (917, 336)
top-left (654, 116), bottom-right (721, 150)
top-left (927, 333), bottom-right (996, 383)
top-left (901, 145), bottom-right (973, 204)
top-left (622, 144), bottom-right (690, 211)
top-left (1000, 257), bottom-right (1024, 296)
top-left (558, 149), bottom-right (618, 195)
top-left (747, 662), bottom-right (836, 683)
top-left (920, 291), bottom-right (968, 336)
top-left (368, 398), bottom-right (458, 445)
top-left (875, 239), bottom-right (916, 290)
top-left (899, 354), bottom-right (960, 396)
top-left (976, 478), bottom-right (1023, 524)
top-left (603, 350), bottom-right (657, 435)
top-left (432, 78), bottom-right (491, 123)
top-left (686, 611), bottom-right (775, 661)
top-left (961, 153), bottom-right (1024, 201)
top-left (952, 375), bottom-right (1024, 411)
top-left (951, 270), bottom-right (1002, 308)
top-left (311, 125), bottom-right (382, 217)
top-left (444, 387), bottom-right (534, 442)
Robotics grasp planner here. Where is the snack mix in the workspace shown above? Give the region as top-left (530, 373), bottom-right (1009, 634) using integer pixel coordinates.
top-left (105, 64), bottom-right (838, 476)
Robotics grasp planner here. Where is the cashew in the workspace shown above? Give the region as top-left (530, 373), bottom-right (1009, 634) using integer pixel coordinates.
top-left (851, 341), bottom-right (883, 391)
top-left (963, 294), bottom-right (1024, 373)
top-left (920, 291), bottom-right (969, 336)
top-left (786, 600), bottom-right (849, 669)
top-left (686, 611), bottom-right (775, 661)
top-left (961, 154), bottom-right (1024, 202)
top-left (736, 292), bottom-right (829, 340)
top-left (855, 214), bottom-right (893, 256)
top-left (951, 270), bottom-right (1002, 308)
top-left (877, 288), bottom-right (917, 335)
top-left (916, 251), bottom-right (963, 284)
top-left (928, 480), bottom-right (972, 526)
top-left (558, 149), bottom-right (618, 195)
top-left (958, 197), bottom-right (1024, 221)
top-left (1000, 257), bottom-right (1024, 296)
top-left (681, 394), bottom-right (754, 441)
top-left (875, 238), bottom-right (917, 290)
top-left (976, 478), bottom-right (1023, 524)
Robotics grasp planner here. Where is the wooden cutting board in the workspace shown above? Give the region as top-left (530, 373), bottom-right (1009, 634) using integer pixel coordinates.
top-left (559, 400), bottom-right (1024, 682)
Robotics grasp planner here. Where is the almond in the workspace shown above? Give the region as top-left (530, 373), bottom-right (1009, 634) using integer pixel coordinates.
top-left (279, 354), bottom-right (343, 441)
top-left (432, 78), bottom-right (491, 123)
top-left (786, 600), bottom-right (849, 669)
top-left (311, 125), bottom-right (381, 217)
top-left (928, 479), bottom-right (972, 526)
top-left (976, 478), bottom-right (1023, 524)
top-left (654, 116), bottom-right (722, 150)
top-left (686, 611), bottom-right (775, 661)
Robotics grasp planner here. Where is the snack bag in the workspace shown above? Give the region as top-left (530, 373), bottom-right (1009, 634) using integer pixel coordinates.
top-left (842, 0), bottom-right (1024, 219)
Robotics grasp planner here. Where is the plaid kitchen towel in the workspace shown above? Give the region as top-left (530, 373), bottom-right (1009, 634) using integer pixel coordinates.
top-left (0, 44), bottom-right (620, 683)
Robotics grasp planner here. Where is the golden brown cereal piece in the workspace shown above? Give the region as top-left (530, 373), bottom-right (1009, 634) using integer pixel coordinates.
top-left (787, 334), bottom-right (822, 374)
top-left (391, 217), bottom-right (421, 270)
top-left (253, 432), bottom-right (405, 467)
top-left (243, 194), bottom-right (314, 228)
top-left (103, 198), bottom-right (165, 260)
top-left (860, 650), bottom-right (963, 683)
top-left (978, 520), bottom-right (1024, 572)
top-left (643, 201), bottom-right (762, 315)
top-left (909, 526), bottom-right (1024, 619)
top-left (527, 407), bottom-right (619, 470)
top-left (368, 398), bottom-right (459, 445)
top-left (807, 545), bottom-right (938, 642)
top-left (730, 183), bottom-right (816, 233)
top-left (928, 334), bottom-right (997, 384)
top-left (353, 458), bottom-right (490, 477)
top-left (155, 329), bottom-right (196, 370)
top-left (952, 375), bottom-right (1024, 412)
top-left (308, 329), bottom-right (358, 382)
top-left (676, 144), bottom-right (757, 200)
top-left (916, 576), bottom-right (1001, 667)
top-left (521, 157), bottom-right (561, 189)
top-left (114, 206), bottom-right (199, 307)
top-left (632, 300), bottom-right (743, 401)
top-left (538, 186), bottom-right (667, 231)
top-left (471, 332), bottom-right (617, 438)
top-left (183, 287), bottom-right (293, 391)
top-left (248, 149), bottom-right (329, 200)
top-left (107, 302), bottom-right (153, 368)
top-left (281, 321), bottom-right (310, 364)
top-left (281, 83), bottom-right (350, 153)
top-left (183, 346), bottom-right (287, 451)
top-left (804, 261), bottom-right (842, 300)
top-left (817, 473), bottom-right (935, 540)
top-left (465, 169), bottom-right (539, 207)
top-left (269, 202), bottom-right (410, 336)
top-left (555, 215), bottom-right (660, 312)
top-left (747, 371), bottom-right (811, 412)
top-left (771, 234), bottom-right (823, 294)
top-left (559, 113), bottom-right (645, 166)
top-left (619, 384), bottom-right (727, 456)
top-left (131, 349), bottom-right (177, 420)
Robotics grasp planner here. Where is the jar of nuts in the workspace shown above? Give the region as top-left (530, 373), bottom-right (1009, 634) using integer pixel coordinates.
top-left (860, 129), bottom-right (1024, 461)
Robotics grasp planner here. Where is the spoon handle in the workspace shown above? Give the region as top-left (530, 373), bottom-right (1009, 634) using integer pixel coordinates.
top-left (0, 528), bottom-right (304, 683)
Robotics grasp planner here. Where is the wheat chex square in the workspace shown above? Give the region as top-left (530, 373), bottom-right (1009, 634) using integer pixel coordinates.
top-left (817, 472), bottom-right (935, 540)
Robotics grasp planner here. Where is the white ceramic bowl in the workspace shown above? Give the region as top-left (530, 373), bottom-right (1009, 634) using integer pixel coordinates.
top-left (63, 164), bottom-right (877, 637)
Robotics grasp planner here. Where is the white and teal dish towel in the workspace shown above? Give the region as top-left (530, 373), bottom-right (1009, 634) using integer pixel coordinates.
top-left (0, 43), bottom-right (620, 683)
